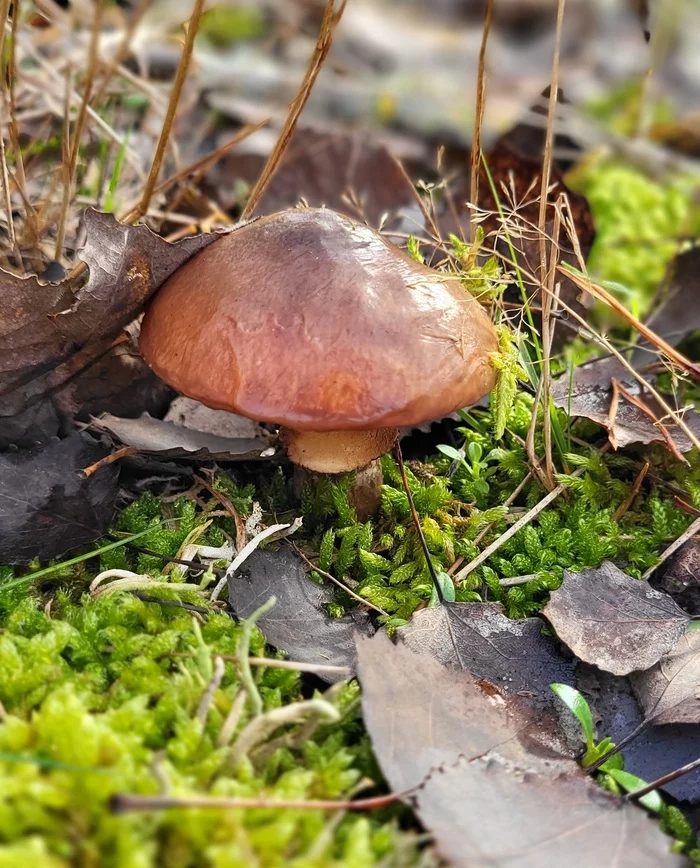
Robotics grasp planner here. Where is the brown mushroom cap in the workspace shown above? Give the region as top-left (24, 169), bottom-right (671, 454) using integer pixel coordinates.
top-left (140, 208), bottom-right (498, 432)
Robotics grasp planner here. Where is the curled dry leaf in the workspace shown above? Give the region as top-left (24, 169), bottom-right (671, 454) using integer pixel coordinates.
top-left (357, 635), bottom-right (683, 867)
top-left (543, 561), bottom-right (689, 676)
top-left (551, 357), bottom-right (700, 454)
top-left (228, 549), bottom-right (373, 681)
top-left (0, 209), bottom-right (223, 435)
top-left (0, 434), bottom-right (119, 565)
top-left (92, 412), bottom-right (272, 462)
top-left (630, 629), bottom-right (700, 725)
top-left (399, 602), bottom-right (575, 711)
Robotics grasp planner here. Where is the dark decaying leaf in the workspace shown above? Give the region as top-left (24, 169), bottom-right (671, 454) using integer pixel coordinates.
top-left (551, 356), bottom-right (700, 454)
top-left (413, 753), bottom-right (687, 868)
top-left (92, 412), bottom-right (273, 462)
top-left (399, 602), bottom-right (575, 711)
top-left (228, 549), bottom-right (373, 680)
top-left (0, 209), bottom-right (222, 412)
top-left (208, 128), bottom-right (416, 229)
top-left (357, 635), bottom-right (683, 867)
top-left (543, 561), bottom-right (689, 675)
top-left (631, 245), bottom-right (700, 366)
top-left (0, 434), bottom-right (119, 565)
top-left (578, 664), bottom-right (700, 803)
top-left (650, 541), bottom-right (700, 617)
top-left (357, 632), bottom-right (573, 793)
top-left (630, 630), bottom-right (700, 725)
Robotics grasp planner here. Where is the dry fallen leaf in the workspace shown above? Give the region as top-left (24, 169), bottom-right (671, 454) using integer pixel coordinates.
top-left (228, 549), bottom-right (373, 681)
top-left (413, 753), bottom-right (687, 868)
top-left (92, 412), bottom-right (273, 462)
top-left (357, 634), bottom-right (683, 867)
top-left (544, 561), bottom-right (689, 676)
top-left (551, 357), bottom-right (700, 454)
top-left (0, 210), bottom-right (224, 442)
top-left (630, 629), bottom-right (700, 725)
top-left (399, 602), bottom-right (575, 711)
top-left (0, 434), bottom-right (119, 565)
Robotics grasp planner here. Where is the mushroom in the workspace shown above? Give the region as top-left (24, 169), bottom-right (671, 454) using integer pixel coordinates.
top-left (139, 208), bottom-right (498, 519)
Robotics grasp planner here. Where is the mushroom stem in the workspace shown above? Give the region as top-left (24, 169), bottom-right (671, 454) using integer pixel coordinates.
top-left (281, 427), bottom-right (399, 521)
top-left (280, 427), bottom-right (398, 475)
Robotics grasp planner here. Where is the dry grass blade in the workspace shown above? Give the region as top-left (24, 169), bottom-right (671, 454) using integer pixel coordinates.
top-left (68, 0), bottom-right (104, 173)
top-left (90, 0), bottom-right (151, 110)
top-left (133, 0), bottom-right (206, 222)
top-left (111, 791), bottom-right (402, 813)
top-left (241, 0), bottom-right (346, 220)
top-left (613, 462), bottom-right (649, 522)
top-left (561, 265), bottom-right (700, 381)
top-left (469, 0), bottom-right (493, 240)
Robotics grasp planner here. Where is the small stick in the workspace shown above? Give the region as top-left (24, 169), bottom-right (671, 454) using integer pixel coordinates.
top-left (82, 446), bottom-right (140, 477)
top-left (394, 441), bottom-right (444, 603)
top-left (642, 515), bottom-right (700, 580)
top-left (131, 591), bottom-right (209, 615)
top-left (290, 543), bottom-right (389, 618)
top-left (626, 756), bottom-right (700, 802)
top-left (469, 0), bottom-right (493, 241)
top-left (499, 574), bottom-right (539, 587)
top-left (55, 62), bottom-right (73, 261)
top-left (110, 790), bottom-right (403, 814)
top-left (134, 0), bottom-right (206, 222)
top-left (607, 378), bottom-right (621, 451)
top-left (612, 462), bottom-right (649, 522)
top-left (241, 0), bottom-right (346, 219)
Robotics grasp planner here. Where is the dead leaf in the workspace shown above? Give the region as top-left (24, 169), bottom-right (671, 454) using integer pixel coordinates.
top-left (357, 632), bottom-right (572, 793)
top-left (413, 753), bottom-right (687, 868)
top-left (543, 561), bottom-right (689, 676)
top-left (211, 128), bottom-right (416, 229)
top-left (92, 412), bottom-right (272, 462)
top-left (551, 356), bottom-right (700, 454)
top-left (0, 209), bottom-right (222, 403)
top-left (578, 664), bottom-right (700, 803)
top-left (0, 434), bottom-right (119, 565)
top-left (650, 541), bottom-right (700, 617)
top-left (631, 629), bottom-right (700, 725)
top-left (228, 549), bottom-right (373, 680)
top-left (399, 602), bottom-right (575, 711)
top-left (357, 634), bottom-right (683, 867)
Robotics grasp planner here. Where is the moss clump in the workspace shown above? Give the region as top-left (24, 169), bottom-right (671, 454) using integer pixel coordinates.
top-left (0, 592), bottom-right (417, 866)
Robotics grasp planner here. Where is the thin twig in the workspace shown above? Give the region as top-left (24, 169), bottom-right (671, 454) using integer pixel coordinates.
top-left (613, 462), bottom-right (649, 522)
top-left (613, 378), bottom-right (687, 465)
top-left (642, 515), bottom-right (700, 580)
top-left (195, 475), bottom-right (246, 553)
top-left (626, 756), bottom-right (700, 802)
top-left (68, 0), bottom-right (104, 174)
top-left (290, 543), bottom-right (389, 617)
top-left (241, 0), bottom-right (346, 219)
top-left (469, 0), bottom-right (493, 240)
top-left (131, 0), bottom-right (206, 222)
top-left (55, 62), bottom-right (73, 261)
top-left (82, 446), bottom-right (140, 477)
top-left (110, 790), bottom-right (403, 814)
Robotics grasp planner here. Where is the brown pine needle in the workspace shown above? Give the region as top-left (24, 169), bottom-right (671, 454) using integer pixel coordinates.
top-left (241, 0), bottom-right (346, 220)
top-left (561, 265), bottom-right (700, 381)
